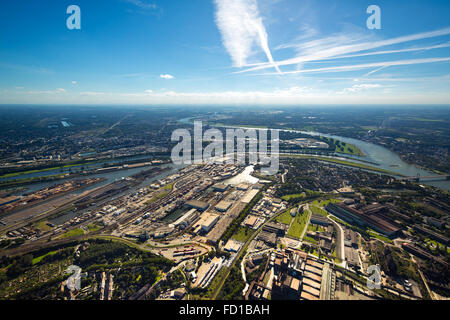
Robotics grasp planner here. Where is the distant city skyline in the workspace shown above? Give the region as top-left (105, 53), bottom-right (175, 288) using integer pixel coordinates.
top-left (0, 0), bottom-right (449, 105)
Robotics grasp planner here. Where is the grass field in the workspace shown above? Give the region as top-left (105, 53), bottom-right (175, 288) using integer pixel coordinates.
top-left (59, 228), bottom-right (85, 239)
top-left (281, 193), bottom-right (306, 201)
top-left (231, 226), bottom-right (253, 243)
top-left (86, 223), bottom-right (102, 232)
top-left (275, 209), bottom-right (294, 225)
top-left (303, 235), bottom-right (318, 244)
top-left (163, 183), bottom-right (173, 190)
top-left (287, 210), bottom-right (309, 239)
top-left (145, 198), bottom-right (157, 205)
top-left (310, 205), bottom-right (328, 217)
top-left (35, 220), bottom-right (53, 232)
top-left (32, 250), bottom-right (58, 264)
top-left (311, 199), bottom-right (341, 207)
top-left (334, 142), bottom-right (365, 157)
top-left (424, 238), bottom-right (449, 253)
top-left (308, 224), bottom-right (325, 233)
top-left (367, 230), bottom-right (394, 244)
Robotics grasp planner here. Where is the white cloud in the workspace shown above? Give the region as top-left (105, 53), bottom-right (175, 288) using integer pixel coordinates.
top-left (239, 27), bottom-right (450, 74)
top-left (82, 87), bottom-right (449, 104)
top-left (144, 89), bottom-right (153, 93)
top-left (8, 86), bottom-right (449, 105)
top-left (261, 57), bottom-right (450, 76)
top-left (79, 91), bottom-right (104, 95)
top-left (214, 0), bottom-right (280, 73)
top-left (342, 84), bottom-right (383, 93)
top-left (327, 43), bottom-right (450, 61)
top-left (72, 81), bottom-right (77, 84)
top-left (160, 74), bottom-right (174, 79)
top-left (28, 88), bottom-right (66, 94)
top-left (125, 0), bottom-right (158, 10)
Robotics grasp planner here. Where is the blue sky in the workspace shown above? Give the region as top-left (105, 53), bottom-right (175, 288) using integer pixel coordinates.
top-left (0, 0), bottom-right (449, 105)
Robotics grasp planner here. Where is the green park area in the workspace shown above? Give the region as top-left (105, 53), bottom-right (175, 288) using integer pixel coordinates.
top-left (311, 198), bottom-right (341, 207)
top-left (231, 226), bottom-right (253, 243)
top-left (287, 209), bottom-right (309, 239)
top-left (275, 208), bottom-right (294, 225)
top-left (335, 142), bottom-right (365, 157)
top-left (310, 205), bottom-right (329, 217)
top-left (281, 193), bottom-right (306, 201)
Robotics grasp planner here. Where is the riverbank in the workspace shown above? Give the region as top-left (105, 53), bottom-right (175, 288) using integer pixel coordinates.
top-left (0, 157), bottom-right (171, 189)
top-left (0, 153), bottom-right (171, 180)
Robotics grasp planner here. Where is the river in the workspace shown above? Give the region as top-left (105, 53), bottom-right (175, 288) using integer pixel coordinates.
top-left (178, 118), bottom-right (450, 191)
top-left (1, 155), bottom-right (177, 196)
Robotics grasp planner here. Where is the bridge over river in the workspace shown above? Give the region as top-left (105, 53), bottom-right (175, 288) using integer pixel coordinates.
top-left (398, 174), bottom-right (450, 182)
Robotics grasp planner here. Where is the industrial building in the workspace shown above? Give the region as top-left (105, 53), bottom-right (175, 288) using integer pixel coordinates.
top-left (215, 200), bottom-right (232, 212)
top-left (0, 196), bottom-right (20, 207)
top-left (241, 189), bottom-right (260, 204)
top-left (344, 228), bottom-right (358, 248)
top-left (186, 200), bottom-right (210, 212)
top-left (325, 203), bottom-right (401, 237)
top-left (344, 247), bottom-right (360, 269)
top-left (212, 183), bottom-right (229, 192)
top-left (402, 243), bottom-right (449, 268)
top-left (193, 211), bottom-right (220, 234)
top-left (290, 208), bottom-right (297, 217)
top-left (223, 239), bottom-right (243, 253)
top-left (310, 214), bottom-right (331, 226)
top-left (172, 208), bottom-right (198, 229)
top-left (202, 214), bottom-right (220, 233)
top-left (264, 249), bottom-right (334, 301)
top-left (244, 215), bottom-right (260, 229)
top-left (152, 226), bottom-right (174, 239)
top-left (262, 222), bottom-right (288, 237)
top-left (237, 183), bottom-right (250, 191)
top-left (413, 225), bottom-right (449, 245)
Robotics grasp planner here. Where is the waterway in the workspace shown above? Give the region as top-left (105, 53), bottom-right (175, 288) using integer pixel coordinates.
top-left (224, 165), bottom-right (259, 185)
top-left (279, 128), bottom-right (449, 191)
top-left (48, 162), bottom-right (185, 226)
top-left (1, 155), bottom-right (172, 196)
top-left (0, 154), bottom-right (155, 183)
top-left (178, 117), bottom-right (450, 191)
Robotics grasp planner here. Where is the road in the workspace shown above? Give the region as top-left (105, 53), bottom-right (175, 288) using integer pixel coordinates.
top-left (281, 168), bottom-right (288, 184)
top-left (328, 214), bottom-right (346, 268)
top-left (211, 198), bottom-right (286, 300)
top-left (240, 248), bottom-right (273, 296)
top-left (300, 204), bottom-right (312, 240)
top-left (410, 255), bottom-right (435, 300)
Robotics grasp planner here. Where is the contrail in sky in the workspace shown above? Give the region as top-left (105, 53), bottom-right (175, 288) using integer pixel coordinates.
top-left (214, 0), bottom-right (281, 73)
